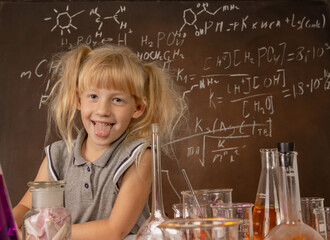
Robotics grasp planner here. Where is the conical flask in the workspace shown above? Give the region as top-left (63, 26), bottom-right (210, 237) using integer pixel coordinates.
top-left (136, 123), bottom-right (168, 239)
top-left (0, 163), bottom-right (19, 240)
top-left (265, 142), bottom-right (323, 240)
top-left (252, 148), bottom-right (281, 239)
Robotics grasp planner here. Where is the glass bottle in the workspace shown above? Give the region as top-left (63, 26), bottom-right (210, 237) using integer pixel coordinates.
top-left (136, 123), bottom-right (168, 240)
top-left (0, 163), bottom-right (19, 240)
top-left (265, 142), bottom-right (323, 240)
top-left (22, 181), bottom-right (71, 240)
top-left (252, 148), bottom-right (281, 240)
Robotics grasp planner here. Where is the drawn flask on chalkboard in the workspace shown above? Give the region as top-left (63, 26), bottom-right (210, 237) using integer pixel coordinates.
top-left (265, 143), bottom-right (323, 240)
top-left (252, 148), bottom-right (280, 240)
top-left (0, 163), bottom-right (19, 240)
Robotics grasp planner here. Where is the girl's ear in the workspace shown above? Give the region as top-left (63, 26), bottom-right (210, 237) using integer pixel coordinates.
top-left (76, 89), bottom-right (81, 110)
top-left (132, 97), bottom-right (146, 119)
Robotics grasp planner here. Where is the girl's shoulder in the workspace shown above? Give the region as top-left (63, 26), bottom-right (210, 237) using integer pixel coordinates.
top-left (120, 137), bottom-right (149, 155)
top-left (45, 139), bottom-right (76, 163)
top-left (46, 139), bottom-right (68, 155)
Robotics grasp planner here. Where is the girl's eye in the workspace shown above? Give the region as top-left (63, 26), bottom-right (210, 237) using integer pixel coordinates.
top-left (89, 94), bottom-right (98, 99)
top-left (113, 98), bottom-right (123, 103)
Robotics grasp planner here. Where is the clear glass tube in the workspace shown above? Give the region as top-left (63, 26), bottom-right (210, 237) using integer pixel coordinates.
top-left (0, 164), bottom-right (19, 240)
top-left (136, 123), bottom-right (168, 239)
top-left (265, 145), bottom-right (323, 240)
top-left (253, 148), bottom-right (281, 240)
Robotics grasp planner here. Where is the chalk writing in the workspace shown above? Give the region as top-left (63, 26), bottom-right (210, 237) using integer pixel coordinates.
top-left (9, 1), bottom-right (329, 203)
top-left (44, 5), bottom-right (84, 36)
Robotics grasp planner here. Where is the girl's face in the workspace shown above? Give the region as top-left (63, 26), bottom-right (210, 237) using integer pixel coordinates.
top-left (77, 87), bottom-right (145, 153)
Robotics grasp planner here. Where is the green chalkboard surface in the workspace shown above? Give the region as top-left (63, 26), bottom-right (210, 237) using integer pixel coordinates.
top-left (0, 1), bottom-right (329, 217)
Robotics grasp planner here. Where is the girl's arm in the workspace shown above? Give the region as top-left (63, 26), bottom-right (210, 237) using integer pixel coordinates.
top-left (71, 148), bottom-right (152, 240)
top-left (13, 157), bottom-right (50, 228)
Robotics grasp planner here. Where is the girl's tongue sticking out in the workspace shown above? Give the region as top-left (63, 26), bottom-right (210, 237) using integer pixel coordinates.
top-left (93, 121), bottom-right (112, 138)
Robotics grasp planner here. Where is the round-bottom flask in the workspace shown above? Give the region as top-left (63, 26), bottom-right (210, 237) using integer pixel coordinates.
top-left (22, 181), bottom-right (71, 240)
top-left (136, 124), bottom-right (168, 239)
top-left (265, 143), bottom-right (323, 240)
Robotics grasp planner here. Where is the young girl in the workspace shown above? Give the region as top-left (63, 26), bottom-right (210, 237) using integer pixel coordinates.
top-left (13, 44), bottom-right (185, 239)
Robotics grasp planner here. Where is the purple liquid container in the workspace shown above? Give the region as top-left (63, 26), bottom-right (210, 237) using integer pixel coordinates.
top-left (0, 164), bottom-right (19, 240)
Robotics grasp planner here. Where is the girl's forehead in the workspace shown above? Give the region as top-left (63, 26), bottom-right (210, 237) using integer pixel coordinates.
top-left (80, 77), bottom-right (132, 94)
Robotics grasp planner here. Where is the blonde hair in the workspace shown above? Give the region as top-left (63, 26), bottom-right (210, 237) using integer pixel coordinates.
top-left (45, 44), bottom-right (186, 157)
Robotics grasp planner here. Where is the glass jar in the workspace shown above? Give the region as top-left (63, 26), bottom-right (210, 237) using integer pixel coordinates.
top-left (22, 181), bottom-right (71, 240)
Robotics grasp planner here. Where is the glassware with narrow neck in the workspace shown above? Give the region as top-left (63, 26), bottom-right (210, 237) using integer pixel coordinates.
top-left (265, 142), bottom-right (323, 240)
top-left (136, 123), bottom-right (168, 239)
top-left (0, 163), bottom-right (19, 240)
top-left (252, 148), bottom-right (281, 240)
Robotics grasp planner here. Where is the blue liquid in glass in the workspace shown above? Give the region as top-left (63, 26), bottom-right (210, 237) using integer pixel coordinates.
top-left (0, 174), bottom-right (18, 240)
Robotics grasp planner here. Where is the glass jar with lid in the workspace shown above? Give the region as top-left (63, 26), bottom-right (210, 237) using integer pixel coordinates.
top-left (22, 180), bottom-right (71, 240)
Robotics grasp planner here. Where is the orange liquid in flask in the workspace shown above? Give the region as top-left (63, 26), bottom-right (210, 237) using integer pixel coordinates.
top-left (253, 205), bottom-right (278, 240)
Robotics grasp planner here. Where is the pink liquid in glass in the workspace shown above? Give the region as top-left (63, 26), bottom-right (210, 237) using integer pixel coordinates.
top-left (0, 174), bottom-right (18, 240)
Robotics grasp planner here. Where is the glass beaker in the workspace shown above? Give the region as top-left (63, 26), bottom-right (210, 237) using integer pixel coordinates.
top-left (265, 142), bottom-right (323, 240)
top-left (301, 197), bottom-right (324, 229)
top-left (313, 207), bottom-right (330, 240)
top-left (0, 164), bottom-right (19, 240)
top-left (252, 148), bottom-right (280, 240)
top-left (181, 188), bottom-right (233, 218)
top-left (136, 124), bottom-right (168, 239)
top-left (211, 203), bottom-right (254, 240)
top-left (22, 181), bottom-right (71, 240)
top-left (158, 218), bottom-right (242, 240)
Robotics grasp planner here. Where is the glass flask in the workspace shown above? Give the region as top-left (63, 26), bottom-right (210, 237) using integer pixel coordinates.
top-left (22, 180), bottom-right (71, 240)
top-left (0, 163), bottom-right (19, 240)
top-left (158, 218), bottom-right (242, 240)
top-left (136, 123), bottom-right (168, 239)
top-left (265, 142), bottom-right (323, 240)
top-left (252, 148), bottom-right (280, 240)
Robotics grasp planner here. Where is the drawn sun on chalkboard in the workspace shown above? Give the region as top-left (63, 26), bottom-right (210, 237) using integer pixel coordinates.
top-left (44, 5), bottom-right (85, 36)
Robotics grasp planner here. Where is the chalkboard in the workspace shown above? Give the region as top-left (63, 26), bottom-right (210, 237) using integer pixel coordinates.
top-left (0, 1), bottom-right (329, 217)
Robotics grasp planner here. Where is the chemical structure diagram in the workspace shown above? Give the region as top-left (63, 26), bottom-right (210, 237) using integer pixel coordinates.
top-left (44, 5), bottom-right (129, 37)
top-left (179, 2), bottom-right (239, 36)
top-left (44, 5), bottom-right (85, 36)
top-left (89, 6), bottom-right (130, 38)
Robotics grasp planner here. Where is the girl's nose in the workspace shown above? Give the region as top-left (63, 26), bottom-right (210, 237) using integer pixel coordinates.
top-left (96, 100), bottom-right (111, 116)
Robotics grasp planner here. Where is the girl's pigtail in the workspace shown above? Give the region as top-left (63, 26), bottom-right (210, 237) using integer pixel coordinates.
top-left (46, 44), bottom-right (91, 157)
top-left (143, 63), bottom-right (185, 144)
